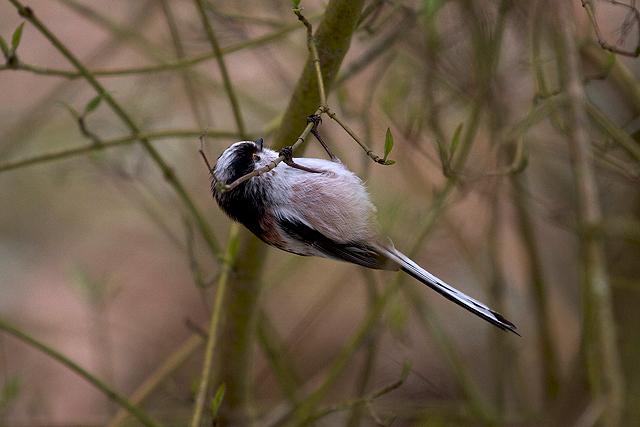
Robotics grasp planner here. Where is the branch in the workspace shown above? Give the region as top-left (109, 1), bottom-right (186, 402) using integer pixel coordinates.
top-left (581, 0), bottom-right (640, 57)
top-left (212, 6), bottom-right (389, 193)
top-left (558, 3), bottom-right (625, 425)
top-left (8, 0), bottom-right (221, 257)
top-left (189, 1), bottom-right (250, 424)
top-left (294, 8), bottom-right (327, 107)
top-left (216, 0), bottom-right (366, 421)
top-left (107, 334), bottom-right (204, 427)
top-left (0, 19), bottom-right (317, 79)
top-left (194, 0), bottom-right (246, 139)
top-left (0, 318), bottom-right (161, 427)
top-left (215, 107), bottom-right (321, 192)
top-left (0, 129), bottom-right (237, 174)
top-left (160, 0), bottom-right (211, 128)
top-left (307, 362), bottom-right (411, 424)
top-left (324, 106), bottom-right (390, 164)
top-left (190, 226), bottom-right (239, 427)
top-left (272, 70), bottom-right (489, 427)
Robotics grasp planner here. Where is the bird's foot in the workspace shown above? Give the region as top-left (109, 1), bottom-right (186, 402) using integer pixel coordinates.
top-left (306, 115), bottom-right (337, 161)
top-left (279, 146), bottom-right (323, 174)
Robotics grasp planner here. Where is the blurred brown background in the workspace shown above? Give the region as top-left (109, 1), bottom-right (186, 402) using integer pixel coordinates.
top-left (0, 0), bottom-right (639, 426)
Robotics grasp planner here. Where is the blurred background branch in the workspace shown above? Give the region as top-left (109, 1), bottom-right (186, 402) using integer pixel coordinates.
top-left (1, 1), bottom-right (639, 426)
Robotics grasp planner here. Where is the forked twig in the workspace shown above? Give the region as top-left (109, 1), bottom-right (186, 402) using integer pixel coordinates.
top-left (198, 135), bottom-right (214, 173)
top-left (208, 7), bottom-right (391, 194)
top-left (582, 0), bottom-right (640, 57)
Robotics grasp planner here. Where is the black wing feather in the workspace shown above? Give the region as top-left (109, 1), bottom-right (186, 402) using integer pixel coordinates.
top-left (278, 218), bottom-right (395, 270)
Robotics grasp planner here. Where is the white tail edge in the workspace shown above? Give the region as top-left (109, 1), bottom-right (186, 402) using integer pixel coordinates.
top-left (383, 247), bottom-right (519, 335)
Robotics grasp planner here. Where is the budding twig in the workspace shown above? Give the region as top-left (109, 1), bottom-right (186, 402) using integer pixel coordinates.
top-left (323, 106), bottom-right (388, 164)
top-left (209, 7), bottom-right (392, 194)
top-left (198, 135), bottom-right (214, 173)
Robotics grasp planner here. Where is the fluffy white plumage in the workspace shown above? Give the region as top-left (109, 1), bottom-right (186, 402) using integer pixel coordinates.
top-left (211, 140), bottom-right (518, 334)
top-left (214, 142), bottom-right (378, 250)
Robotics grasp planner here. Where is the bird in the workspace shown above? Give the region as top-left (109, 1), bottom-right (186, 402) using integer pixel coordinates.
top-left (209, 136), bottom-right (517, 334)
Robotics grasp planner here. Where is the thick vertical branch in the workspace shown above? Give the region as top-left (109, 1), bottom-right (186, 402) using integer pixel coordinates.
top-left (191, 226), bottom-right (239, 427)
top-left (217, 0), bottom-right (365, 422)
top-left (189, 2), bottom-right (250, 425)
top-left (511, 173), bottom-right (560, 401)
top-left (272, 0), bottom-right (366, 149)
top-left (556, 3), bottom-right (624, 426)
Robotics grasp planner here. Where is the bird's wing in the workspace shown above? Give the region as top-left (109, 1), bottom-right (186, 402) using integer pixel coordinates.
top-left (276, 216), bottom-right (397, 270)
top-left (279, 160), bottom-right (378, 244)
top-left (268, 160), bottom-right (395, 269)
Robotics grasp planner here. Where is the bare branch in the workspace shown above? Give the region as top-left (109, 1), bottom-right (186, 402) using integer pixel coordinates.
top-left (323, 106), bottom-right (389, 164)
top-left (306, 362), bottom-right (411, 424)
top-left (582, 0), bottom-right (640, 57)
top-left (294, 8), bottom-right (327, 107)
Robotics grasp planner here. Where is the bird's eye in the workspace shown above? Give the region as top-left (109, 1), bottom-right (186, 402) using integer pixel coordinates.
top-left (253, 154), bottom-right (261, 161)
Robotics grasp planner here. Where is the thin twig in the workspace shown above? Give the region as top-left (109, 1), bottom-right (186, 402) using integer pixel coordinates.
top-left (0, 18), bottom-right (318, 79)
top-left (307, 363), bottom-right (411, 424)
top-left (511, 172), bottom-right (561, 401)
top-left (256, 311), bottom-right (302, 405)
top-left (558, 3), bottom-right (625, 425)
top-left (0, 129), bottom-right (237, 174)
top-left (198, 136), bottom-right (215, 173)
top-left (324, 106), bottom-right (390, 164)
top-left (190, 1), bottom-right (250, 424)
top-left (0, 318), bottom-right (162, 427)
top-left (294, 8), bottom-right (327, 106)
top-left (336, 7), bottom-right (414, 86)
top-left (212, 4), bottom-right (393, 194)
top-left (160, 0), bottom-right (211, 127)
top-left (107, 334), bottom-right (204, 427)
top-left (190, 225), bottom-right (240, 427)
top-left (8, 0), bottom-right (222, 257)
top-left (194, 0), bottom-right (246, 139)
top-left (216, 107), bottom-right (322, 192)
top-left (582, 0), bottom-right (640, 57)
top-left (77, 116), bottom-right (103, 146)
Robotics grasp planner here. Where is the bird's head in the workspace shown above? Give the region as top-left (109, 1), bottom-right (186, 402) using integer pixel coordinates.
top-left (213, 138), bottom-right (272, 185)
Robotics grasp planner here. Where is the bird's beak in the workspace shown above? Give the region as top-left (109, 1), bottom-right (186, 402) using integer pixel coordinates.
top-left (254, 137), bottom-right (264, 152)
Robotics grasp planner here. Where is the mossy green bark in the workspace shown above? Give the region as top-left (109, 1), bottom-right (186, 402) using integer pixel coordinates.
top-left (218, 0), bottom-right (366, 422)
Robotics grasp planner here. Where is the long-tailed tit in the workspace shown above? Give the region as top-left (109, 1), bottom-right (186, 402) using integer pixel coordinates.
top-left (210, 138), bottom-right (517, 334)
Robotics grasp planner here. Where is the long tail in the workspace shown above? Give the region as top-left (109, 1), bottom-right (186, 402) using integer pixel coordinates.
top-left (382, 246), bottom-right (519, 335)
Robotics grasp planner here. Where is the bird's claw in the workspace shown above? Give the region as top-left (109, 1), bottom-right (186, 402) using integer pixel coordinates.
top-left (279, 146), bottom-right (294, 161)
top-left (306, 115), bottom-right (337, 161)
top-left (279, 146), bottom-right (322, 174)
top-left (306, 114), bottom-right (322, 128)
